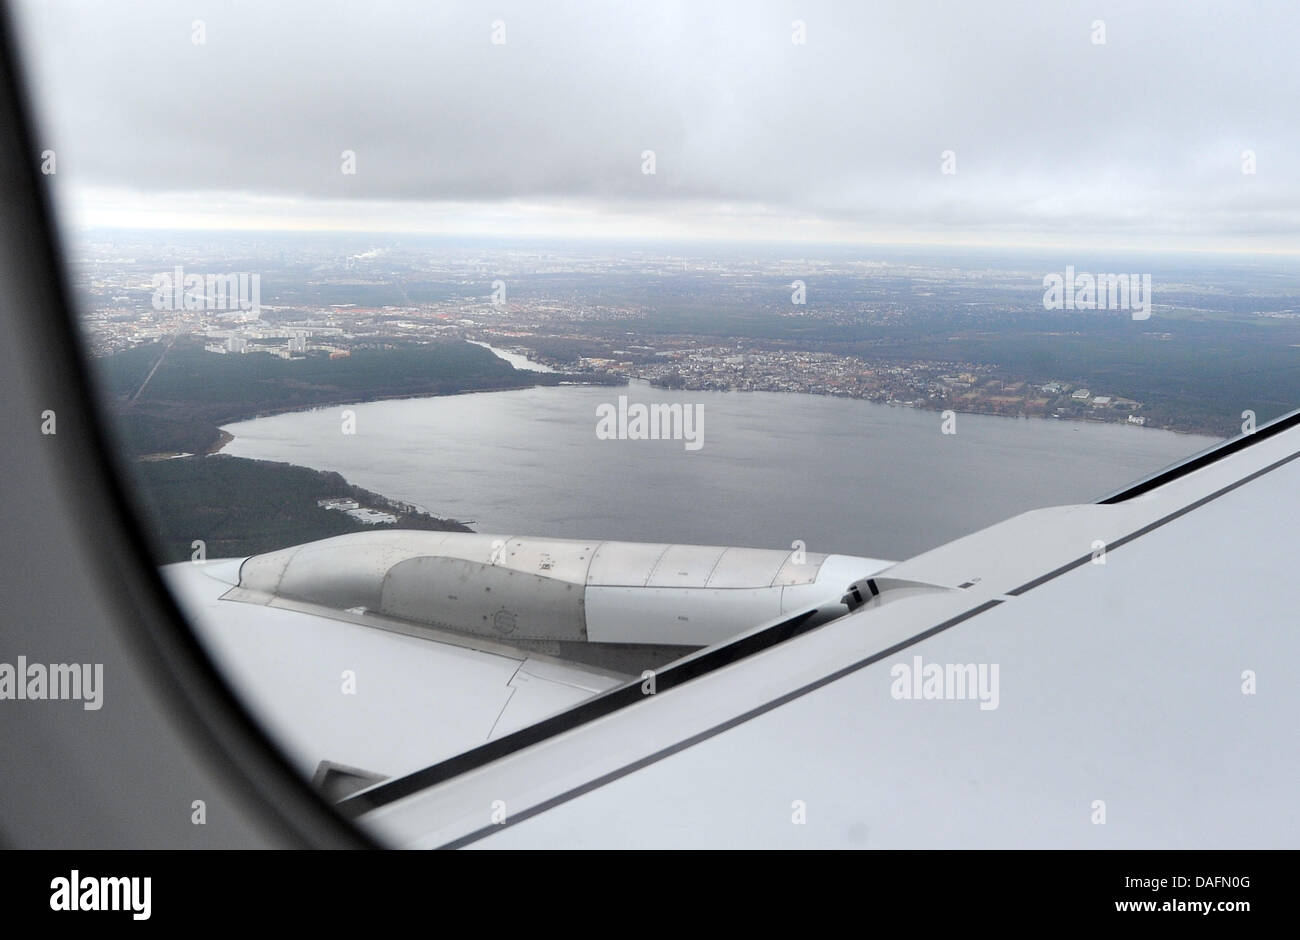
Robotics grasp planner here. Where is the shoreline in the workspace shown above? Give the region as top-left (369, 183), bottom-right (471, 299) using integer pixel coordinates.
top-left (154, 340), bottom-right (1229, 464)
top-left (202, 380), bottom-right (1219, 560)
top-left (206, 428), bottom-right (234, 455)
top-left (471, 340), bottom-right (1228, 438)
top-left (214, 381), bottom-right (1225, 450)
top-left (205, 378), bottom-right (624, 453)
top-left (205, 382), bottom-right (1221, 536)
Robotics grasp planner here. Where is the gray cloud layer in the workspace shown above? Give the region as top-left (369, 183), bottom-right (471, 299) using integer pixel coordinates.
top-left (13, 0), bottom-right (1300, 245)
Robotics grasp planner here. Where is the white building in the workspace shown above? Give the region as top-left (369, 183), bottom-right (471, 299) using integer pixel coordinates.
top-left (346, 508), bottom-right (398, 526)
top-left (317, 498), bottom-right (359, 511)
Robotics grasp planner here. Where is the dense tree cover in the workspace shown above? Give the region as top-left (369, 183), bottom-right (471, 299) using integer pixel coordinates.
top-left (99, 338), bottom-right (551, 422)
top-left (96, 339), bottom-right (554, 562)
top-left (129, 455), bottom-right (470, 564)
top-left (95, 337), bottom-right (614, 455)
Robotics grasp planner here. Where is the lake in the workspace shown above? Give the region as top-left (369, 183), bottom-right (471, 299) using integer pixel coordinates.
top-left (220, 374), bottom-right (1217, 561)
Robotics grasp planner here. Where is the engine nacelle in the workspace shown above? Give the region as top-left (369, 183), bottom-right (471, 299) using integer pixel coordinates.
top-left (235, 531), bottom-right (893, 648)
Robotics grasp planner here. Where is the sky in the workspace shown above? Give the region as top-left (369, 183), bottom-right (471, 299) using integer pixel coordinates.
top-left (11, 0), bottom-right (1300, 252)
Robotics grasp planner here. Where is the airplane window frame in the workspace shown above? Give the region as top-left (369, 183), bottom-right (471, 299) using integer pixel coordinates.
top-left (0, 7), bottom-right (370, 849)
top-left (7, 0), bottom-right (1293, 849)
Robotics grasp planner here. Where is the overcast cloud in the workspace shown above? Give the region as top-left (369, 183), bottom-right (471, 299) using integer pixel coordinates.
top-left (12, 0), bottom-right (1300, 249)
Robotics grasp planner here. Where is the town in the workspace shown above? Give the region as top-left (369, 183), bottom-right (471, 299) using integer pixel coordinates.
top-left (69, 233), bottom-right (1300, 438)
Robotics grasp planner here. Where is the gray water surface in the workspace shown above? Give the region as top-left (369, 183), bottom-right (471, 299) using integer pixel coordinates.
top-left (222, 385), bottom-right (1216, 561)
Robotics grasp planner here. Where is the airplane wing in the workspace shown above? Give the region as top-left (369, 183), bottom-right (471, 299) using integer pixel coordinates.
top-left (161, 409), bottom-right (1300, 848)
top-left (163, 533), bottom-right (892, 788)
